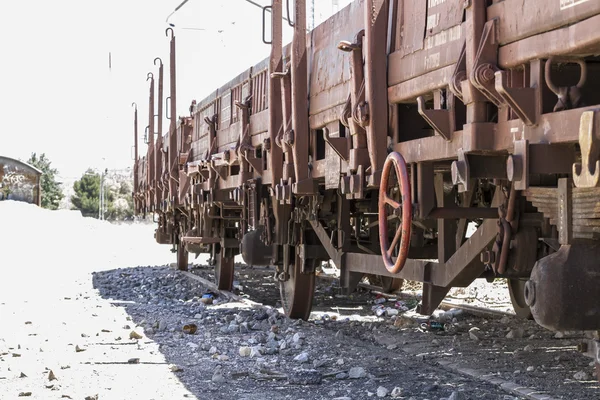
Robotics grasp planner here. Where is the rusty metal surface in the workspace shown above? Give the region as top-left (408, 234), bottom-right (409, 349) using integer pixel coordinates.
top-left (527, 242), bottom-right (600, 331)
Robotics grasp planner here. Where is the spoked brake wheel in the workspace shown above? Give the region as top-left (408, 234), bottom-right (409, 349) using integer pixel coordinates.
top-left (378, 152), bottom-right (412, 273)
top-left (176, 243), bottom-right (189, 271)
top-left (213, 244), bottom-right (235, 291)
top-left (508, 278), bottom-right (533, 320)
top-left (280, 245), bottom-right (317, 320)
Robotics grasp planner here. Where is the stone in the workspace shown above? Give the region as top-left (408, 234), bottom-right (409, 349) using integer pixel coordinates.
top-left (335, 372), bottom-right (348, 380)
top-left (499, 316), bottom-right (511, 324)
top-left (313, 359), bottom-right (328, 368)
top-left (294, 352), bottom-right (309, 363)
top-left (468, 327), bottom-right (481, 341)
top-left (348, 366), bottom-right (367, 379)
top-left (169, 364), bottom-right (183, 372)
top-left (239, 346), bottom-right (252, 357)
top-left (129, 331), bottom-right (143, 340)
top-left (212, 367), bottom-right (226, 383)
top-left (218, 355), bottom-right (229, 361)
top-left (448, 391), bottom-right (464, 400)
top-left (554, 331), bottom-right (565, 339)
top-left (186, 342), bottom-right (199, 350)
top-left (336, 358), bottom-right (344, 365)
top-left (526, 366), bottom-right (534, 372)
top-left (75, 345), bottom-right (85, 353)
top-left (390, 387), bottom-right (403, 398)
top-left (208, 346), bottom-right (218, 355)
top-left (573, 370), bottom-right (589, 380)
top-left (250, 346), bottom-right (263, 358)
top-left (524, 344), bottom-right (534, 352)
top-left (377, 386), bottom-right (389, 397)
top-left (506, 328), bottom-right (525, 339)
top-left (127, 358), bottom-right (140, 364)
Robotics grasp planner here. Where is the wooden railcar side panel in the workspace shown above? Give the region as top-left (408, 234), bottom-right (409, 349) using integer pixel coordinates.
top-left (389, 0), bottom-right (464, 87)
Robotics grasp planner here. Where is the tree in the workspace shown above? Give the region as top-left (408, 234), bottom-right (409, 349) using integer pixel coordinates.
top-left (71, 169), bottom-right (114, 218)
top-left (27, 153), bottom-right (64, 210)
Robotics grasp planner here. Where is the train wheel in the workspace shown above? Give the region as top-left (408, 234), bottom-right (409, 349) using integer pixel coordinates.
top-left (280, 248), bottom-right (316, 320)
top-left (381, 277), bottom-right (404, 293)
top-left (176, 243), bottom-right (188, 271)
top-left (508, 279), bottom-right (533, 319)
top-left (214, 246), bottom-right (235, 291)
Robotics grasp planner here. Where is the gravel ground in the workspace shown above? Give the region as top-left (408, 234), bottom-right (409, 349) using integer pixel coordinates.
top-left (1, 201), bottom-right (598, 399)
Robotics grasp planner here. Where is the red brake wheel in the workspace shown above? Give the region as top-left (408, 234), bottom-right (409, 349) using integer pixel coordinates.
top-left (378, 152), bottom-right (412, 273)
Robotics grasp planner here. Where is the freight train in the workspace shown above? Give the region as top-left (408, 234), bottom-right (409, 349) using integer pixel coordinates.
top-left (132, 0), bottom-right (600, 368)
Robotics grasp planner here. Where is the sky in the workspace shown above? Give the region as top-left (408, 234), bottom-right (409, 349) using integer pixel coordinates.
top-left (0, 0), bottom-right (350, 181)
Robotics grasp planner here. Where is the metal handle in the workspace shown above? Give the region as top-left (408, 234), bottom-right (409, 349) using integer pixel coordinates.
top-left (286, 0), bottom-right (295, 27)
top-left (262, 6), bottom-right (272, 45)
top-left (545, 57), bottom-right (587, 95)
top-left (166, 97), bottom-right (171, 120)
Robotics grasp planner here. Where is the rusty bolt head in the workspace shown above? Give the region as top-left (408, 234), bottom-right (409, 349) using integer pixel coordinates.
top-left (507, 155), bottom-right (523, 182)
top-left (481, 65), bottom-right (496, 83)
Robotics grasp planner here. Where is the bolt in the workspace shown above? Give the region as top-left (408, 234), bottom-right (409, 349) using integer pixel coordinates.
top-left (480, 65), bottom-right (496, 82)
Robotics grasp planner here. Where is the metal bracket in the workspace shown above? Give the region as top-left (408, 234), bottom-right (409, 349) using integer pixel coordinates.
top-left (323, 127), bottom-right (349, 161)
top-left (417, 96), bottom-right (453, 141)
top-left (470, 19), bottom-right (504, 107)
top-left (495, 71), bottom-right (537, 126)
top-left (573, 111), bottom-right (600, 188)
top-left (449, 43), bottom-right (467, 103)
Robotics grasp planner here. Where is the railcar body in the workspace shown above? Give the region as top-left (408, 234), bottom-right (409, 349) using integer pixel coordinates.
top-left (133, 0), bottom-right (600, 364)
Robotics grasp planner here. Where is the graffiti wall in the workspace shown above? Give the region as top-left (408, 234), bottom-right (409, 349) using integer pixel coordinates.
top-left (0, 157), bottom-right (41, 205)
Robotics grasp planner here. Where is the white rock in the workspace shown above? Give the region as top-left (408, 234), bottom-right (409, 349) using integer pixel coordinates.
top-left (348, 366), bottom-right (367, 379)
top-left (238, 346), bottom-right (251, 357)
top-left (390, 387), bottom-right (403, 398)
top-left (208, 346), bottom-right (218, 355)
top-left (526, 366), bottom-right (534, 372)
top-left (294, 352), bottom-right (309, 363)
top-left (448, 391), bottom-right (464, 400)
top-left (377, 386), bottom-right (389, 397)
top-left (186, 342), bottom-right (199, 349)
top-left (523, 344), bottom-right (534, 352)
top-left (573, 370), bottom-right (589, 380)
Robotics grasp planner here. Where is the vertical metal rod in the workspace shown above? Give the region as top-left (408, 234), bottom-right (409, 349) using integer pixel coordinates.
top-left (363, 0), bottom-right (389, 187)
top-left (290, 0), bottom-right (311, 191)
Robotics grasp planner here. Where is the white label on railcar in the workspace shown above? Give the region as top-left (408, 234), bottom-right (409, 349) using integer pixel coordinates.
top-left (560, 0), bottom-right (589, 10)
top-left (424, 25), bottom-right (461, 50)
top-left (426, 13), bottom-right (440, 30)
top-left (428, 0), bottom-right (446, 8)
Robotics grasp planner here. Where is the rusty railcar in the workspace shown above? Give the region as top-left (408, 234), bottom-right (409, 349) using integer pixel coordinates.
top-left (133, 0), bottom-right (600, 364)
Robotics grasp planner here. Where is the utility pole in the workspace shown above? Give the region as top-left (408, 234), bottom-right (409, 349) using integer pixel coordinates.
top-left (99, 168), bottom-right (108, 220)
